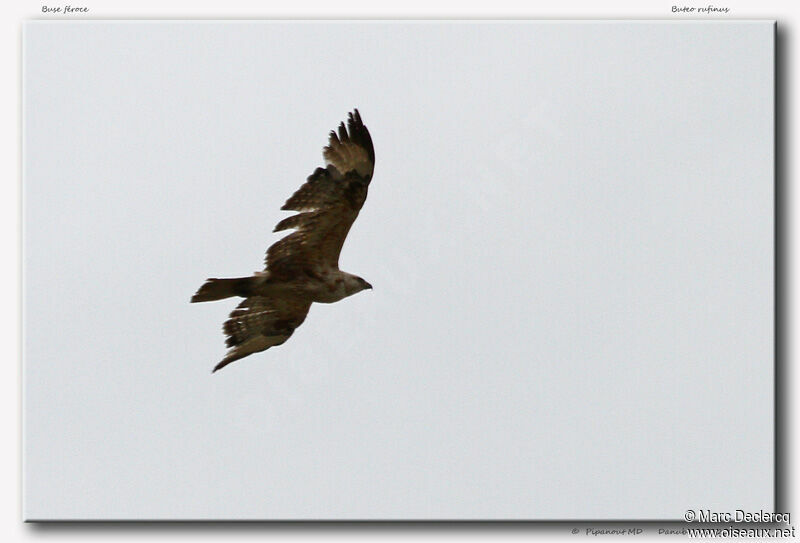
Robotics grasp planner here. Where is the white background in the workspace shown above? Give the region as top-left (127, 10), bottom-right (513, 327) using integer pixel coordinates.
top-left (23, 20), bottom-right (774, 521)
top-left (4, 0), bottom-right (799, 541)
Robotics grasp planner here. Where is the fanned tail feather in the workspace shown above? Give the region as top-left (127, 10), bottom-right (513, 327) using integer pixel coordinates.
top-left (191, 277), bottom-right (260, 303)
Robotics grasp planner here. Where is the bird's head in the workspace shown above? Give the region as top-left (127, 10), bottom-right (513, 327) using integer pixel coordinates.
top-left (345, 275), bottom-right (373, 296)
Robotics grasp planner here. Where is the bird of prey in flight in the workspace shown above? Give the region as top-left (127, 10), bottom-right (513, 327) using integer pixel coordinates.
top-left (192, 110), bottom-right (375, 372)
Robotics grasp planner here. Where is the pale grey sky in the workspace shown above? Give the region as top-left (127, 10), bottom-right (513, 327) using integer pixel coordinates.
top-left (24, 21), bottom-right (774, 520)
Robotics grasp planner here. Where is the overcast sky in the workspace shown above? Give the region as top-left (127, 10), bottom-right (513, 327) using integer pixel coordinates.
top-left (24, 21), bottom-right (774, 520)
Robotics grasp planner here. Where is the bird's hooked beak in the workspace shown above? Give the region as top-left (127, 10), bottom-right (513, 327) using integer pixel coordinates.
top-left (365, 282), bottom-right (373, 290)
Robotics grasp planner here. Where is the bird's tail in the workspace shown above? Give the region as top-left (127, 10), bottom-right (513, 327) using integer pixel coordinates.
top-left (191, 276), bottom-right (261, 303)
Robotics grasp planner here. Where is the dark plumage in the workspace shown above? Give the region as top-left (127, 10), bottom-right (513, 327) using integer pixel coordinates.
top-left (192, 110), bottom-right (375, 372)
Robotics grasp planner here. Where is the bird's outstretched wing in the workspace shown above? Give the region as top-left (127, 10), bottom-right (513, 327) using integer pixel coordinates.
top-left (214, 295), bottom-right (312, 372)
top-left (266, 109), bottom-right (374, 279)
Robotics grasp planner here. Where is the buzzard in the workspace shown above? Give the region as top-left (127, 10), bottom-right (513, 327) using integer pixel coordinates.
top-left (192, 110), bottom-right (375, 372)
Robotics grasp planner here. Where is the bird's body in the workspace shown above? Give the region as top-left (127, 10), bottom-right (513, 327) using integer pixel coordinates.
top-left (192, 110), bottom-right (375, 372)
